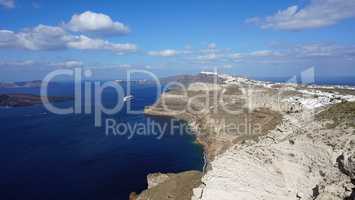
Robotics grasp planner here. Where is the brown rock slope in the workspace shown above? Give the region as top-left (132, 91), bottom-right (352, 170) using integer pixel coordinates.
top-left (130, 171), bottom-right (202, 200)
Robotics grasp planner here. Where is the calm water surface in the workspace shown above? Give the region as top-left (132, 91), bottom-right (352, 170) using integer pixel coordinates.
top-left (0, 83), bottom-right (204, 200)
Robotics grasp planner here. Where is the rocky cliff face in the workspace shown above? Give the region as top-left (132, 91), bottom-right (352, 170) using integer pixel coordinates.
top-left (137, 73), bottom-right (355, 200)
top-left (130, 171), bottom-right (202, 200)
top-left (192, 111), bottom-right (355, 200)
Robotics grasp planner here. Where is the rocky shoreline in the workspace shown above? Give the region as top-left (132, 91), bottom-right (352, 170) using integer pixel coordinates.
top-left (132, 73), bottom-right (355, 200)
top-left (0, 93), bottom-right (73, 107)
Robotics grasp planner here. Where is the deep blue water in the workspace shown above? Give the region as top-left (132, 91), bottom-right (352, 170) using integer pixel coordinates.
top-left (0, 83), bottom-right (204, 200)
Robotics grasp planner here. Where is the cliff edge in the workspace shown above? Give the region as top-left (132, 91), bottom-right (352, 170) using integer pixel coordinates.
top-left (135, 73), bottom-right (355, 200)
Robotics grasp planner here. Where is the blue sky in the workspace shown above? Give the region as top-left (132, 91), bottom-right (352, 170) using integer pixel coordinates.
top-left (0, 0), bottom-right (355, 81)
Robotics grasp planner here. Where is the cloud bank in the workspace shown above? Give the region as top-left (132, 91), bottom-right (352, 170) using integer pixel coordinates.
top-left (247, 0), bottom-right (355, 31)
top-left (0, 0), bottom-right (15, 8)
top-left (148, 49), bottom-right (178, 57)
top-left (0, 24), bottom-right (137, 54)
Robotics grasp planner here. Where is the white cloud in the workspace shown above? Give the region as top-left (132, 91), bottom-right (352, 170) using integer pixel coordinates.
top-left (0, 25), bottom-right (137, 54)
top-left (184, 47), bottom-right (233, 64)
top-left (0, 60), bottom-right (35, 67)
top-left (247, 0), bottom-right (355, 30)
top-left (67, 35), bottom-right (137, 53)
top-left (223, 64), bottom-right (233, 68)
top-left (0, 60), bottom-right (85, 70)
top-left (0, 30), bottom-right (18, 48)
top-left (197, 53), bottom-right (218, 61)
top-left (250, 50), bottom-right (279, 57)
top-left (231, 53), bottom-right (243, 59)
top-left (15, 25), bottom-right (69, 50)
top-left (148, 49), bottom-right (178, 57)
top-left (290, 43), bottom-right (355, 58)
top-left (118, 64), bottom-right (132, 68)
top-left (207, 43), bottom-right (217, 49)
top-left (51, 60), bottom-right (83, 68)
top-left (144, 43), bottom-right (355, 68)
top-left (64, 11), bottom-right (130, 35)
top-left (0, 0), bottom-right (15, 8)
top-left (221, 43), bottom-right (355, 68)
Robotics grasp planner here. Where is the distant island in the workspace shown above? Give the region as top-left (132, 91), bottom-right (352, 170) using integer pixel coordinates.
top-left (0, 93), bottom-right (73, 107)
top-left (0, 80), bottom-right (43, 88)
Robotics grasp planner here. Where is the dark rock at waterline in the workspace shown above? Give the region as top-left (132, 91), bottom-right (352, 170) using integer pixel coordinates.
top-left (0, 93), bottom-right (73, 107)
top-left (0, 80), bottom-right (42, 88)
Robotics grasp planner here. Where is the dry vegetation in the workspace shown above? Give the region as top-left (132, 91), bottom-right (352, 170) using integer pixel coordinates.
top-left (316, 101), bottom-right (355, 129)
top-left (131, 171), bottom-right (202, 200)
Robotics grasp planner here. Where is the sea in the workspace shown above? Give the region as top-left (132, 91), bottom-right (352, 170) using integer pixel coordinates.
top-left (0, 82), bottom-right (204, 200)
